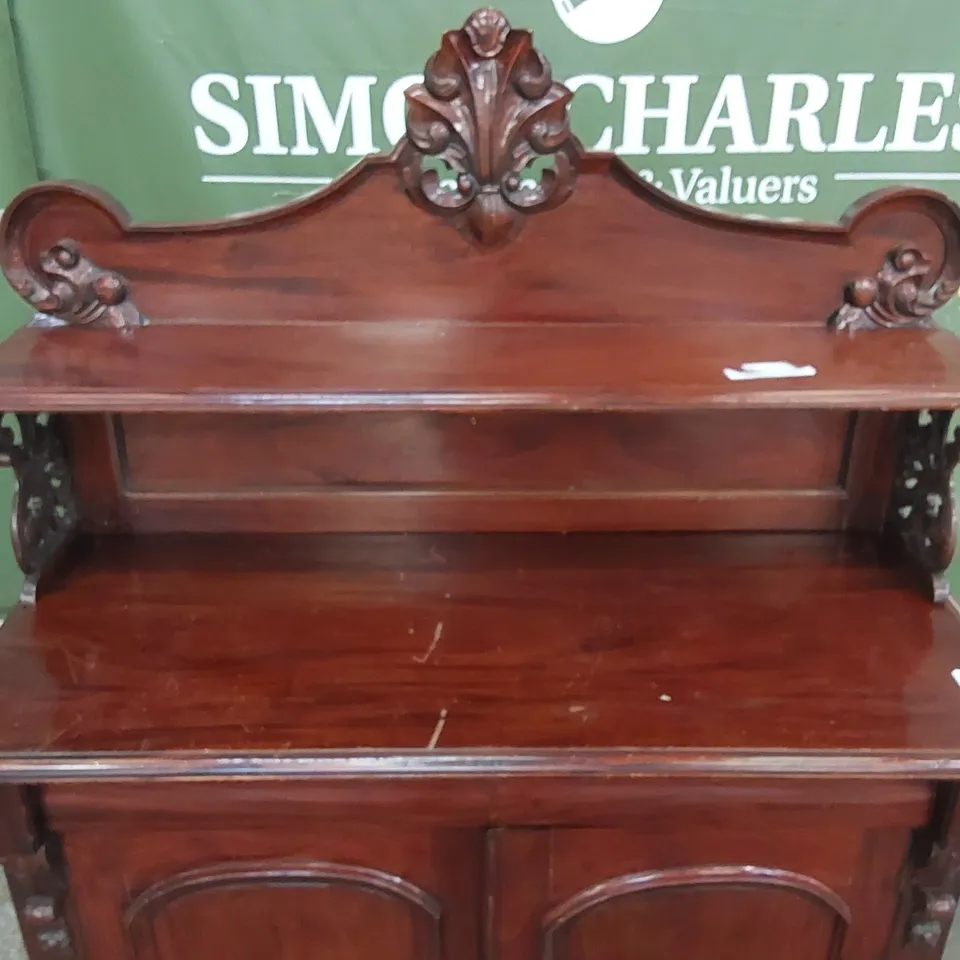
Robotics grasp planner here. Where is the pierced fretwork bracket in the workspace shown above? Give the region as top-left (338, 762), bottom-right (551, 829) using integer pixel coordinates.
top-left (5, 837), bottom-right (77, 960)
top-left (1, 787), bottom-right (77, 960)
top-left (0, 414), bottom-right (78, 603)
top-left (888, 410), bottom-right (960, 603)
top-left (902, 786), bottom-right (960, 956)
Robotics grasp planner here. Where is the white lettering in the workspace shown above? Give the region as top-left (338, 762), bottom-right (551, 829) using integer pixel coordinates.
top-left (731, 175), bottom-right (757, 204)
top-left (694, 74), bottom-right (757, 154)
top-left (285, 75), bottom-right (377, 157)
top-left (245, 75), bottom-right (288, 156)
top-left (670, 166), bottom-right (702, 201)
top-left (887, 73), bottom-right (954, 151)
top-left (780, 174), bottom-right (801, 203)
top-left (566, 74), bottom-right (615, 150)
top-left (761, 74), bottom-right (830, 153)
top-left (797, 174), bottom-right (818, 203)
top-left (192, 67), bottom-right (960, 171)
top-left (757, 175), bottom-right (781, 203)
top-left (383, 74), bottom-right (423, 146)
top-left (718, 165), bottom-right (732, 203)
top-left (694, 175), bottom-right (719, 205)
top-left (828, 74), bottom-right (887, 152)
top-left (191, 73), bottom-right (249, 156)
top-left (617, 75), bottom-right (699, 155)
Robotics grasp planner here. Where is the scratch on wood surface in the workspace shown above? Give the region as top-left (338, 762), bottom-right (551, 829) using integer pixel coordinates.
top-left (37, 715), bottom-right (83, 751)
top-left (414, 621), bottom-right (444, 664)
top-left (58, 643), bottom-right (80, 684)
top-left (427, 708), bottom-right (448, 749)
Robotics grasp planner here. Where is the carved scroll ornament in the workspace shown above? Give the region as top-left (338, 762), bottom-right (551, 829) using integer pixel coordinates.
top-left (888, 410), bottom-right (960, 603)
top-left (6, 239), bottom-right (143, 333)
top-left (399, 8), bottom-right (579, 248)
top-left (832, 247), bottom-right (960, 331)
top-left (0, 414), bottom-right (78, 603)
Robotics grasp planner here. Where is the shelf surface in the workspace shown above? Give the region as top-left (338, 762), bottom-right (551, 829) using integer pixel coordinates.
top-left (2, 532), bottom-right (960, 779)
top-left (0, 320), bottom-right (959, 411)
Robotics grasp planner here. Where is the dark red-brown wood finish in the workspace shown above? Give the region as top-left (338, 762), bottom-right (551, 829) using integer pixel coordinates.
top-left (1, 8), bottom-right (960, 960)
top-left (0, 531), bottom-right (958, 777)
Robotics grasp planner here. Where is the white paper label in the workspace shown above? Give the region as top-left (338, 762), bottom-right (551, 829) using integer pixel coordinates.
top-left (723, 361), bottom-right (817, 381)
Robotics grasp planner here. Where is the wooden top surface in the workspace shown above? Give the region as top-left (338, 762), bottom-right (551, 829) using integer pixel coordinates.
top-left (1, 321), bottom-right (960, 412)
top-left (2, 531), bottom-right (960, 781)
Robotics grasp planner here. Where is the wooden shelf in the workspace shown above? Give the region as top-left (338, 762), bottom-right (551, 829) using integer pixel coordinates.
top-left (0, 320), bottom-right (959, 412)
top-left (2, 530), bottom-right (960, 779)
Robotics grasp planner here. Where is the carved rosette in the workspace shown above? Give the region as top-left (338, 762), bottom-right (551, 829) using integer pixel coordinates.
top-left (0, 414), bottom-right (78, 603)
top-left (888, 410), bottom-right (960, 603)
top-left (399, 7), bottom-right (579, 247)
top-left (832, 247), bottom-right (960, 331)
top-left (5, 239), bottom-right (143, 333)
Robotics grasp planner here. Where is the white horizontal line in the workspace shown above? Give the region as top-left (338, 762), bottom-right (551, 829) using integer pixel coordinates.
top-left (201, 175), bottom-right (333, 185)
top-left (834, 172), bottom-right (960, 182)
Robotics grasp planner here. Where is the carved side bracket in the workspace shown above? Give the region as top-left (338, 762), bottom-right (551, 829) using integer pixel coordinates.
top-left (2, 787), bottom-right (76, 960)
top-left (399, 7), bottom-right (579, 248)
top-left (5, 239), bottom-right (144, 333)
top-left (902, 786), bottom-right (960, 955)
top-left (887, 410), bottom-right (960, 603)
top-left (831, 247), bottom-right (960, 331)
top-left (0, 414), bottom-right (78, 603)
top-left (5, 837), bottom-right (76, 960)
top-left (908, 862), bottom-right (960, 955)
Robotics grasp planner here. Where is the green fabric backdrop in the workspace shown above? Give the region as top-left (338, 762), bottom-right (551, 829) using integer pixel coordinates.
top-left (1, 0), bottom-right (959, 606)
top-left (0, 1), bottom-right (39, 604)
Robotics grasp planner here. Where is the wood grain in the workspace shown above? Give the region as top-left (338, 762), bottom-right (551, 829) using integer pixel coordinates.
top-left (119, 410), bottom-right (849, 494)
top-left (1, 323), bottom-right (960, 413)
top-left (492, 821), bottom-right (907, 960)
top-left (0, 532), bottom-right (958, 778)
top-left (3, 166), bottom-right (960, 335)
top-left (58, 823), bottom-right (480, 960)
top-left (109, 409), bottom-right (851, 534)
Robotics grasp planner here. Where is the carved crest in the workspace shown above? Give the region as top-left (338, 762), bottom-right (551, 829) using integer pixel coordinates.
top-left (6, 239), bottom-right (143, 333)
top-left (399, 7), bottom-right (579, 248)
top-left (831, 247), bottom-right (960, 331)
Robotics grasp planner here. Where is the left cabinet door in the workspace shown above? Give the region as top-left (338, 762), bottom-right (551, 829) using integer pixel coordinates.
top-left (56, 821), bottom-right (483, 960)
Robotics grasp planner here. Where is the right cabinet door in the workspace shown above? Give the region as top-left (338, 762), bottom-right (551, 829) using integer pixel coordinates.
top-left (491, 815), bottom-right (916, 960)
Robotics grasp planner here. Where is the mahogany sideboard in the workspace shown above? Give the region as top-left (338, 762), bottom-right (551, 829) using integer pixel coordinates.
top-left (4, 8), bottom-right (960, 960)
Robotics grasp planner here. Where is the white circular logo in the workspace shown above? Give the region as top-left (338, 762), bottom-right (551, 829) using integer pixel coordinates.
top-left (552, 0), bottom-right (664, 44)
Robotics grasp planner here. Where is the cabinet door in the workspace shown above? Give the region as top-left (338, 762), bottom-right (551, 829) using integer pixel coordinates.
top-left (59, 822), bottom-right (481, 960)
top-left (492, 818), bottom-right (913, 960)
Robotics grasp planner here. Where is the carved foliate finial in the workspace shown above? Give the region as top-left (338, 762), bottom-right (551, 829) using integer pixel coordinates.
top-left (6, 239), bottom-right (144, 333)
top-left (831, 246), bottom-right (959, 331)
top-left (463, 7), bottom-right (510, 57)
top-left (399, 8), bottom-right (580, 248)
